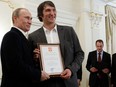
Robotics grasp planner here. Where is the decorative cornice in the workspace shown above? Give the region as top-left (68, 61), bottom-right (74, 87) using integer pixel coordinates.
top-left (0, 0), bottom-right (15, 9)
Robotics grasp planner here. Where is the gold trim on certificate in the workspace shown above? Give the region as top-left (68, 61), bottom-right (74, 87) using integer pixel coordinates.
top-left (39, 44), bottom-right (64, 76)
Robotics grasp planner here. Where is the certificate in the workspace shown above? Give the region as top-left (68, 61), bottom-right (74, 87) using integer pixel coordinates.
top-left (39, 44), bottom-right (64, 76)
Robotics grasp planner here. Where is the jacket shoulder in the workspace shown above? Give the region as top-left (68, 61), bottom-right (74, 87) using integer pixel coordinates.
top-left (89, 50), bottom-right (96, 54)
top-left (103, 51), bottom-right (110, 55)
top-left (57, 25), bottom-right (73, 30)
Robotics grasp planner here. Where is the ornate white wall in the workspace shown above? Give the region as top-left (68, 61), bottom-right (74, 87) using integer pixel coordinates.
top-left (75, 0), bottom-right (107, 86)
top-left (24, 0), bottom-right (78, 33)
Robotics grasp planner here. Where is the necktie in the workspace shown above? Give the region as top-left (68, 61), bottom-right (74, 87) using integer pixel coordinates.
top-left (98, 52), bottom-right (101, 62)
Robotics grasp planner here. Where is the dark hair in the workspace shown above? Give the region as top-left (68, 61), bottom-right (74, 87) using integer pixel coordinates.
top-left (95, 39), bottom-right (104, 45)
top-left (37, 1), bottom-right (56, 22)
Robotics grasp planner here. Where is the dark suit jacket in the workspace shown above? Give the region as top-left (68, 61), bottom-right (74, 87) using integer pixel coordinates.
top-left (0, 27), bottom-right (41, 87)
top-left (77, 66), bottom-right (82, 81)
top-left (28, 25), bottom-right (84, 87)
top-left (86, 50), bottom-right (111, 86)
top-left (111, 53), bottom-right (116, 86)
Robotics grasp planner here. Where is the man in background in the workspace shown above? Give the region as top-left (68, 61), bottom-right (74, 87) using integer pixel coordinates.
top-left (86, 39), bottom-right (111, 87)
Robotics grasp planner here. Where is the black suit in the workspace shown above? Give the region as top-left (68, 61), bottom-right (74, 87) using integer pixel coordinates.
top-left (28, 25), bottom-right (84, 87)
top-left (111, 53), bottom-right (116, 87)
top-left (86, 50), bottom-right (111, 87)
top-left (0, 27), bottom-right (41, 87)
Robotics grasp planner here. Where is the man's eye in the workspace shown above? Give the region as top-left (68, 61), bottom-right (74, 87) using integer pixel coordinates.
top-left (25, 17), bottom-right (32, 20)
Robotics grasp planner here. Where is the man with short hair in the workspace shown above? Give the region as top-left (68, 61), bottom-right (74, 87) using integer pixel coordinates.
top-left (28, 1), bottom-right (84, 87)
top-left (86, 39), bottom-right (111, 87)
top-left (0, 8), bottom-right (41, 87)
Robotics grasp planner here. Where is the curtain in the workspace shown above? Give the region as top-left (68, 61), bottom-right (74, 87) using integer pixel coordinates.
top-left (105, 5), bottom-right (116, 54)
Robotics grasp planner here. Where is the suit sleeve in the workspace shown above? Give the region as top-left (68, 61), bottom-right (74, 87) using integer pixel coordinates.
top-left (86, 52), bottom-right (92, 72)
top-left (66, 27), bottom-right (84, 75)
top-left (106, 53), bottom-right (111, 72)
top-left (77, 66), bottom-right (82, 80)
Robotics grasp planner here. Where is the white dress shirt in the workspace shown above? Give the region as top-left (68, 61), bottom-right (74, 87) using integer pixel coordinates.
top-left (97, 51), bottom-right (103, 61)
top-left (43, 25), bottom-right (60, 44)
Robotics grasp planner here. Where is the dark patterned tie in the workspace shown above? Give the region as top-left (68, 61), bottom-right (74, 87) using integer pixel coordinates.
top-left (97, 52), bottom-right (102, 78)
top-left (98, 52), bottom-right (101, 62)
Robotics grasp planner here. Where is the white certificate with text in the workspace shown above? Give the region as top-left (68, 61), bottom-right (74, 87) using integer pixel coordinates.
top-left (39, 44), bottom-right (64, 76)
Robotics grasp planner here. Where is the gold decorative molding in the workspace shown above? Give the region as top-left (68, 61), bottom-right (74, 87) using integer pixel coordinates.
top-left (0, 0), bottom-right (15, 9)
top-left (90, 12), bottom-right (103, 28)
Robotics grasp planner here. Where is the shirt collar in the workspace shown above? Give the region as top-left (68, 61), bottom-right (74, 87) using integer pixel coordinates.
top-left (97, 50), bottom-right (103, 55)
top-left (43, 25), bottom-right (57, 32)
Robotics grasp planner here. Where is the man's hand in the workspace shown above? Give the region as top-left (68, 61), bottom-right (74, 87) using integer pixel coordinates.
top-left (33, 48), bottom-right (40, 61)
top-left (41, 71), bottom-right (50, 81)
top-left (77, 79), bottom-right (81, 86)
top-left (90, 67), bottom-right (98, 72)
top-left (60, 69), bottom-right (72, 79)
top-left (102, 68), bottom-right (109, 74)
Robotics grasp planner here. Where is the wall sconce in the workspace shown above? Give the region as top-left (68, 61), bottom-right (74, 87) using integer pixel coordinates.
top-left (90, 12), bottom-right (103, 28)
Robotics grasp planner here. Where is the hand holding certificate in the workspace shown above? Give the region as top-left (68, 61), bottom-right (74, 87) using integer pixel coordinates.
top-left (38, 44), bottom-right (64, 77)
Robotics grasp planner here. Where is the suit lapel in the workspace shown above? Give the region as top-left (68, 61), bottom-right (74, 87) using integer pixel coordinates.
top-left (94, 51), bottom-right (98, 62)
top-left (57, 25), bottom-right (65, 58)
top-left (38, 28), bottom-right (47, 43)
top-left (102, 51), bottom-right (105, 62)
